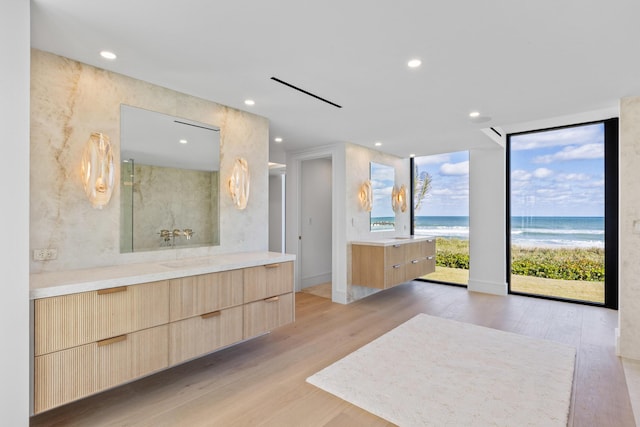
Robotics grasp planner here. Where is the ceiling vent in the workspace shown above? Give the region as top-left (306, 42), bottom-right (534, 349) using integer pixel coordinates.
top-left (270, 77), bottom-right (342, 109)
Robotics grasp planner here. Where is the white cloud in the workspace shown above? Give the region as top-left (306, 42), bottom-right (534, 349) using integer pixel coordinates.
top-left (556, 172), bottom-right (590, 181)
top-left (533, 168), bottom-right (553, 178)
top-left (414, 153), bottom-right (451, 165)
top-left (440, 161), bottom-right (469, 176)
top-left (511, 169), bottom-right (532, 181)
top-left (511, 123), bottom-right (603, 151)
top-left (533, 143), bottom-right (604, 164)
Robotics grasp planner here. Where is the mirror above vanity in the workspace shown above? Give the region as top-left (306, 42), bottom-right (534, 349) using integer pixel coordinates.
top-left (120, 104), bottom-right (221, 253)
top-left (369, 161), bottom-right (396, 232)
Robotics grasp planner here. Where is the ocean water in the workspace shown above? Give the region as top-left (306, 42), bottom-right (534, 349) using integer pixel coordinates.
top-left (408, 216), bottom-right (604, 249)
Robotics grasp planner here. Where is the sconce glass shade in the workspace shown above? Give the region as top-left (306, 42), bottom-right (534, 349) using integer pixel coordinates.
top-left (359, 179), bottom-right (373, 212)
top-left (228, 157), bottom-right (250, 210)
top-left (81, 132), bottom-right (115, 209)
top-left (392, 184), bottom-right (407, 213)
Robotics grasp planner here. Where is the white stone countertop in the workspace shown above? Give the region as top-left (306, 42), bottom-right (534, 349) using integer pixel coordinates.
top-left (30, 251), bottom-right (296, 300)
top-left (350, 235), bottom-right (436, 247)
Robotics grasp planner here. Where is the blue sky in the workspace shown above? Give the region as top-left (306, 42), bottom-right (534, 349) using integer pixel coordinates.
top-left (414, 151), bottom-right (469, 217)
top-left (510, 123), bottom-right (604, 217)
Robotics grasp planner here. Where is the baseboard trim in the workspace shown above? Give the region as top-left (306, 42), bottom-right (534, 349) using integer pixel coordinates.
top-left (301, 272), bottom-right (332, 289)
top-left (468, 279), bottom-right (508, 296)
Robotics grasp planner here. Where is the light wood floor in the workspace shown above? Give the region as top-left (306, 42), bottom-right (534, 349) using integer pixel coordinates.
top-left (30, 282), bottom-right (635, 427)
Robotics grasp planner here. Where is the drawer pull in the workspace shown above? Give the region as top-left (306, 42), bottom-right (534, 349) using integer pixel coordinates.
top-left (265, 263), bottom-right (280, 269)
top-left (412, 259), bottom-right (420, 264)
top-left (427, 256), bottom-right (435, 260)
top-left (264, 296), bottom-right (280, 303)
top-left (392, 264), bottom-right (402, 269)
top-left (201, 310), bottom-right (221, 319)
top-left (392, 244), bottom-right (401, 248)
top-left (427, 239), bottom-right (435, 243)
top-left (97, 334), bottom-right (127, 347)
top-left (97, 286), bottom-right (127, 295)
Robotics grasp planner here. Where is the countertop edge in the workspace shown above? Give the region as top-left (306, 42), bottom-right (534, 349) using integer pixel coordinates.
top-left (350, 235), bottom-right (436, 247)
top-left (30, 251), bottom-right (296, 300)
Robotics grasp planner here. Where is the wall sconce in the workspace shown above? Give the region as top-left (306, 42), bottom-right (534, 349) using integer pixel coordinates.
top-left (81, 132), bottom-right (115, 209)
top-left (392, 184), bottom-right (407, 213)
top-left (359, 179), bottom-right (373, 212)
top-left (228, 157), bottom-right (250, 210)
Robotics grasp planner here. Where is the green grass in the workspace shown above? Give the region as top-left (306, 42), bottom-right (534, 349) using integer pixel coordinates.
top-left (434, 238), bottom-right (604, 282)
top-left (424, 238), bottom-right (605, 303)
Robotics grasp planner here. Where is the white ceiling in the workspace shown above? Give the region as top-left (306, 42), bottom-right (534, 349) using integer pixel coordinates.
top-left (30, 0), bottom-right (640, 159)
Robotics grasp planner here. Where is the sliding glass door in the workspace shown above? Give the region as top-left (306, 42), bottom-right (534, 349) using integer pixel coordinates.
top-left (507, 119), bottom-right (618, 307)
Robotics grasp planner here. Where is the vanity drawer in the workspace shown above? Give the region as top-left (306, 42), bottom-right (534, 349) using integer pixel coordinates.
top-left (169, 269), bottom-right (243, 322)
top-left (34, 281), bottom-right (169, 356)
top-left (384, 263), bottom-right (407, 288)
top-left (243, 261), bottom-right (294, 303)
top-left (405, 255), bottom-right (436, 281)
top-left (405, 238), bottom-right (436, 260)
top-left (384, 243), bottom-right (406, 268)
top-left (169, 306), bottom-right (243, 365)
top-left (243, 292), bottom-right (294, 338)
top-left (34, 324), bottom-right (169, 414)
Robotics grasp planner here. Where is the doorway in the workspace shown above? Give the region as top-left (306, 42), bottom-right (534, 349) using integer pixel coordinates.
top-left (299, 157), bottom-right (333, 299)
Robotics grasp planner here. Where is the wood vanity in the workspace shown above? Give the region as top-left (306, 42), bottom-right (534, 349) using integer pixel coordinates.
top-left (351, 236), bottom-right (436, 289)
top-left (30, 252), bottom-right (295, 414)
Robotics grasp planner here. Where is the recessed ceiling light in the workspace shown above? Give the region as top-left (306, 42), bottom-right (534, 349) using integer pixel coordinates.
top-left (179, 139), bottom-right (188, 144)
top-left (469, 111), bottom-right (481, 118)
top-left (274, 137), bottom-right (283, 143)
top-left (409, 154), bottom-right (416, 158)
top-left (100, 50), bottom-right (117, 60)
top-left (244, 99), bottom-right (255, 106)
top-left (407, 59), bottom-right (422, 68)
top-left (374, 141), bottom-right (382, 147)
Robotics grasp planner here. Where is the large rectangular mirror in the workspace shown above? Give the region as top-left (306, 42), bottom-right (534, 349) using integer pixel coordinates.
top-left (370, 161), bottom-right (395, 231)
top-left (120, 104), bottom-right (220, 252)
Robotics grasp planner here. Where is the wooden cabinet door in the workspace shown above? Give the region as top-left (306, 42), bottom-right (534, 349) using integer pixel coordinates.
top-left (34, 281), bottom-right (169, 356)
top-left (169, 269), bottom-right (243, 322)
top-left (34, 324), bottom-right (168, 414)
top-left (351, 245), bottom-right (385, 288)
top-left (243, 293), bottom-right (294, 338)
top-left (169, 306), bottom-right (243, 365)
top-left (243, 262), bottom-right (293, 303)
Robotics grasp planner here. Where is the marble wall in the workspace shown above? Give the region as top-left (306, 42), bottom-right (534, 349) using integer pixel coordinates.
top-left (619, 95), bottom-right (640, 360)
top-left (124, 164), bottom-right (218, 252)
top-left (30, 49), bottom-right (269, 273)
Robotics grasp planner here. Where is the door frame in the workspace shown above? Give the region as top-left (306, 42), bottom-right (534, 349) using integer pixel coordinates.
top-left (285, 145), bottom-right (348, 303)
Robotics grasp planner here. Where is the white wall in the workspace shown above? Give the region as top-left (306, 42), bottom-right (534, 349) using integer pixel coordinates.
top-left (619, 95), bottom-right (640, 360)
top-left (300, 158), bottom-right (332, 288)
top-left (268, 174), bottom-right (283, 252)
top-left (286, 143), bottom-right (408, 303)
top-left (1, 1), bottom-right (30, 424)
top-left (468, 147), bottom-right (508, 295)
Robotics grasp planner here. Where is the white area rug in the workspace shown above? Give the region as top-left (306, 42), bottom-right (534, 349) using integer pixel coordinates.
top-left (307, 314), bottom-right (576, 427)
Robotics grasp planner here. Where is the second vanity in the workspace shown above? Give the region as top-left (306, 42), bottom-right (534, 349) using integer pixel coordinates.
top-left (30, 251), bottom-right (295, 414)
top-left (351, 236), bottom-right (436, 289)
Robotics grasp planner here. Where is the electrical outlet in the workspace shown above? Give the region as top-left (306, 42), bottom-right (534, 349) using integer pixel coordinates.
top-left (33, 248), bottom-right (58, 261)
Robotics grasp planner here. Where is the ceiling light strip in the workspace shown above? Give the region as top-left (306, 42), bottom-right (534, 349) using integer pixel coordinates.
top-left (270, 77), bottom-right (342, 109)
